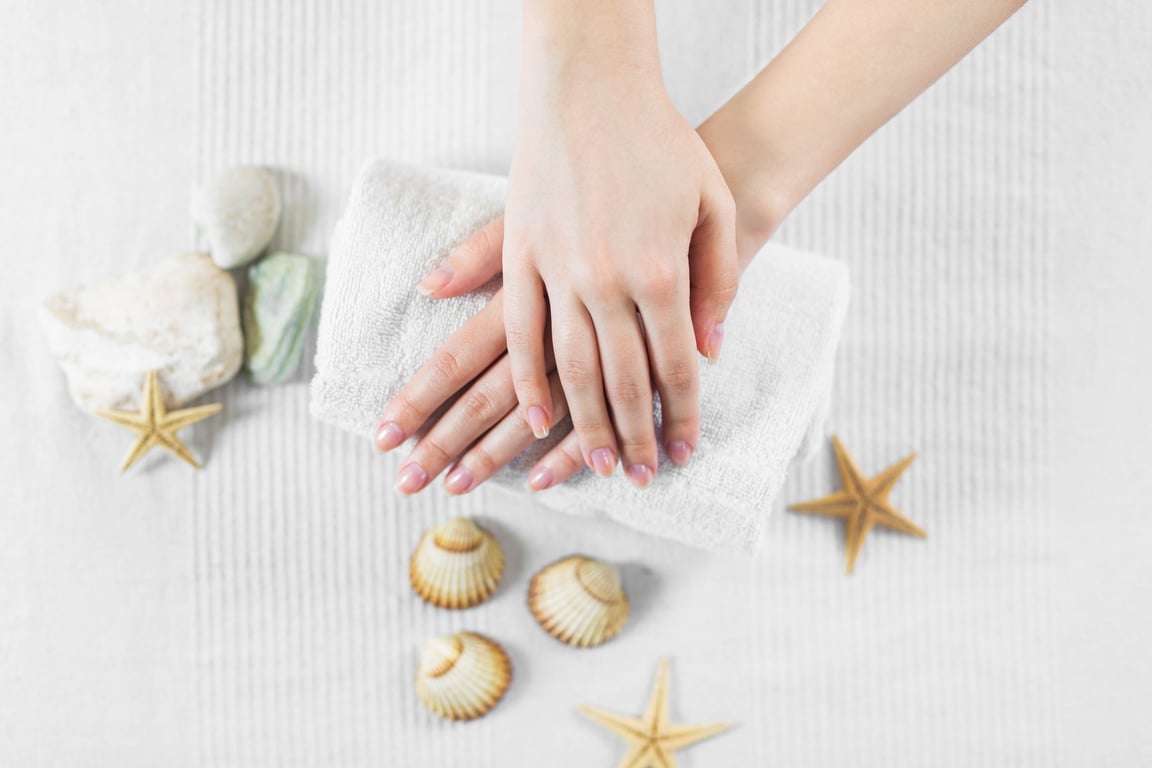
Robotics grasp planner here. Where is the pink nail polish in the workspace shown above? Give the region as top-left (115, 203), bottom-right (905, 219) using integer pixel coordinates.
top-left (444, 465), bottom-right (474, 494)
top-left (527, 406), bottom-right (550, 439)
top-left (667, 441), bottom-right (694, 466)
top-left (626, 464), bottom-right (654, 489)
top-left (417, 265), bottom-right (454, 296)
top-left (589, 448), bottom-right (616, 477)
top-left (374, 421), bottom-right (404, 452)
top-left (528, 466), bottom-right (554, 491)
top-left (706, 322), bottom-right (725, 364)
top-left (395, 462), bottom-right (428, 494)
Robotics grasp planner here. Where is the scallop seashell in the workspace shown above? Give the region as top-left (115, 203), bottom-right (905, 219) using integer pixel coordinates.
top-left (410, 517), bottom-right (505, 609)
top-left (415, 632), bottom-right (512, 721)
top-left (528, 556), bottom-right (629, 648)
top-left (191, 166), bottom-right (283, 269)
top-left (243, 252), bottom-right (318, 385)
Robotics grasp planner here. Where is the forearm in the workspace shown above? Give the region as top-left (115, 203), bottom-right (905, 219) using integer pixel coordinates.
top-left (521, 0), bottom-right (663, 118)
top-left (699, 0), bottom-right (1028, 263)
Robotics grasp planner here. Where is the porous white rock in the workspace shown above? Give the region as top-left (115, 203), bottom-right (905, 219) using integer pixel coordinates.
top-left (39, 252), bottom-right (244, 412)
top-left (191, 166), bottom-right (282, 269)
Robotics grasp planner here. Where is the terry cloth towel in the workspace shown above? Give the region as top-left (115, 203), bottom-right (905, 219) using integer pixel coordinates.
top-left (311, 161), bottom-right (850, 555)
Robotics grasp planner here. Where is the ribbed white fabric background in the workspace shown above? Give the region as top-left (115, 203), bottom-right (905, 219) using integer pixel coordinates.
top-left (184, 1), bottom-right (1054, 765)
top-left (21, 0), bottom-right (1152, 766)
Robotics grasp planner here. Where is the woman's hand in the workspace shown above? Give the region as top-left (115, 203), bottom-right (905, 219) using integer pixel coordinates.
top-left (500, 0), bottom-right (739, 488)
top-left (379, 216), bottom-right (694, 496)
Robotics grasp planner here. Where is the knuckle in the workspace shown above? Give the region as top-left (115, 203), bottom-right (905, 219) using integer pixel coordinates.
top-left (635, 262), bottom-right (680, 304)
top-left (505, 323), bottom-right (535, 351)
top-left (576, 264), bottom-right (623, 303)
top-left (461, 387), bottom-right (498, 423)
top-left (420, 436), bottom-right (454, 466)
top-left (429, 348), bottom-right (462, 384)
top-left (570, 415), bottom-right (610, 440)
top-left (660, 361), bottom-right (697, 395)
top-left (465, 446), bottom-right (497, 477)
top-left (388, 391), bottom-right (423, 423)
top-left (608, 379), bottom-right (647, 406)
top-left (559, 358), bottom-right (595, 389)
top-left (512, 375), bottom-right (546, 397)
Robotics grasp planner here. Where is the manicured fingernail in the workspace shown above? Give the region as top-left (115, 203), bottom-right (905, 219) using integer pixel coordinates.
top-left (626, 464), bottom-right (654, 489)
top-left (395, 462), bottom-right (428, 494)
top-left (528, 466), bottom-right (554, 491)
top-left (706, 322), bottom-right (725, 365)
top-left (667, 440), bottom-right (694, 466)
top-left (374, 421), bottom-right (404, 452)
top-left (589, 448), bottom-right (616, 477)
top-left (417, 265), bottom-right (454, 296)
top-left (444, 465), bottom-right (474, 494)
top-left (527, 406), bottom-right (550, 439)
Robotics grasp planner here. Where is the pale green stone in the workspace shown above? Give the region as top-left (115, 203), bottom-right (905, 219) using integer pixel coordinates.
top-left (243, 252), bottom-right (318, 385)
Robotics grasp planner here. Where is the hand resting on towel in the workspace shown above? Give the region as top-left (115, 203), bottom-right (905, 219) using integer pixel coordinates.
top-left (374, 0), bottom-right (1031, 497)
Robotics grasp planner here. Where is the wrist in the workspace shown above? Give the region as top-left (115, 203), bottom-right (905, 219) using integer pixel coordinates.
top-left (521, 0), bottom-right (662, 89)
top-left (698, 116), bottom-right (802, 269)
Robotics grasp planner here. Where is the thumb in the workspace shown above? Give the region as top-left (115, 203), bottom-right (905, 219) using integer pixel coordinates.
top-left (417, 215), bottom-right (505, 298)
top-left (688, 184), bottom-right (739, 363)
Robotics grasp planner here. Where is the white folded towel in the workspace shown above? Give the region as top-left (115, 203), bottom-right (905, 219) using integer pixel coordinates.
top-left (311, 161), bottom-right (849, 555)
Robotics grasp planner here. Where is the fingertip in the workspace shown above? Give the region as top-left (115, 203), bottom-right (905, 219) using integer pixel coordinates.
top-left (527, 464), bottom-right (554, 491)
top-left (526, 405), bottom-right (551, 439)
top-left (667, 440), bottom-right (694, 466)
top-left (417, 265), bottom-right (455, 297)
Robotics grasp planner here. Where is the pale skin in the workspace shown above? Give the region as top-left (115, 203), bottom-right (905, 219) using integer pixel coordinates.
top-left (376, 0), bottom-right (1029, 496)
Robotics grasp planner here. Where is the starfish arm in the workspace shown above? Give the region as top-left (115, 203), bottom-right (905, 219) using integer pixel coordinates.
top-left (845, 512), bottom-right (875, 574)
top-left (619, 742), bottom-right (657, 768)
top-left (154, 431), bottom-right (203, 470)
top-left (649, 743), bottom-right (675, 768)
top-left (831, 435), bottom-right (867, 496)
top-left (658, 721), bottom-right (733, 752)
top-left (871, 452), bottom-right (917, 501)
top-left (579, 706), bottom-right (650, 742)
top-left (161, 403), bottom-right (223, 432)
top-left (643, 659), bottom-right (671, 732)
top-left (873, 502), bottom-right (927, 538)
top-left (95, 409), bottom-right (150, 431)
top-left (789, 492), bottom-right (858, 518)
top-left (146, 370), bottom-right (167, 420)
top-left (119, 433), bottom-right (158, 473)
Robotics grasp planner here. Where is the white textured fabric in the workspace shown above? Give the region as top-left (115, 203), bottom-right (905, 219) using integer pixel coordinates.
top-left (310, 160), bottom-right (850, 554)
top-left (7, 2), bottom-right (1152, 767)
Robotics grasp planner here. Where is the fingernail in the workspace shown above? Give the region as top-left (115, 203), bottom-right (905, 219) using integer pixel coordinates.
top-left (527, 406), bottom-right (550, 439)
top-left (444, 465), bottom-right (474, 494)
top-left (374, 421), bottom-right (404, 452)
top-left (528, 465), bottom-right (554, 491)
top-left (667, 440), bottom-right (694, 466)
top-left (395, 462), bottom-right (428, 494)
top-left (589, 448), bottom-right (616, 477)
top-left (706, 322), bottom-right (725, 365)
top-left (626, 464), bottom-right (654, 489)
top-left (417, 265), bottom-right (454, 296)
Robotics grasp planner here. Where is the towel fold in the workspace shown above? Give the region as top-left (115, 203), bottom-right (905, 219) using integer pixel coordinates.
top-left (310, 161), bottom-right (849, 554)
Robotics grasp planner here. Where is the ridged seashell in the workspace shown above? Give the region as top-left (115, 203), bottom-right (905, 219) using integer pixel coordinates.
top-left (410, 518), bottom-right (505, 609)
top-left (528, 556), bottom-right (629, 648)
top-left (243, 252), bottom-right (317, 385)
top-left (415, 632), bottom-right (512, 721)
top-left (191, 166), bottom-right (282, 269)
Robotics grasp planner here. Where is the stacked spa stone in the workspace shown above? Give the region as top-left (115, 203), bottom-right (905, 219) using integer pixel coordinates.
top-left (41, 166), bottom-right (318, 413)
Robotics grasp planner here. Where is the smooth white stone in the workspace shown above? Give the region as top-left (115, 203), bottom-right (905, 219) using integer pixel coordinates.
top-left (191, 166), bottom-right (282, 269)
top-left (39, 252), bottom-right (244, 412)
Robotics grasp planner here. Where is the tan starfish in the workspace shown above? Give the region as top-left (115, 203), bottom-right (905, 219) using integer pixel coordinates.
top-left (578, 658), bottom-right (731, 768)
top-left (95, 370), bottom-right (222, 472)
top-left (790, 435), bottom-right (926, 573)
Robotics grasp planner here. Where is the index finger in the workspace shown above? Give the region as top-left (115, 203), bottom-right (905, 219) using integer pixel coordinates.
top-left (374, 290), bottom-right (507, 452)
